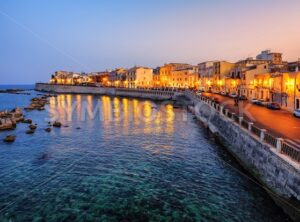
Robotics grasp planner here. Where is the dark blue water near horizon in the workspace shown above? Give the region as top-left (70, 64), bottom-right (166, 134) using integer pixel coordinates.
top-left (0, 85), bottom-right (291, 221)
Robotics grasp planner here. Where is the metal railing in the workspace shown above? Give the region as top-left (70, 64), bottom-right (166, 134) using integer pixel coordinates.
top-left (251, 125), bottom-right (261, 137)
top-left (282, 142), bottom-right (300, 162)
top-left (184, 90), bottom-right (300, 163)
top-left (264, 133), bottom-right (277, 147)
top-left (241, 120), bottom-right (249, 129)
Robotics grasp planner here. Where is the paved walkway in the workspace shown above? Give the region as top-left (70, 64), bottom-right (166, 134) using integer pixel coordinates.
top-left (202, 93), bottom-right (300, 149)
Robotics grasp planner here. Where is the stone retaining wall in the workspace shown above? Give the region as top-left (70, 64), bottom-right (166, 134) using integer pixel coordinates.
top-left (186, 93), bottom-right (300, 221)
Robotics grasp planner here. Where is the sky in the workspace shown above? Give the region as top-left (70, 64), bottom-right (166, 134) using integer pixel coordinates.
top-left (0, 0), bottom-right (300, 84)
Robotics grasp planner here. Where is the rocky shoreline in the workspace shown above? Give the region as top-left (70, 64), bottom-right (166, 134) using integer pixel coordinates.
top-left (1, 93), bottom-right (62, 143)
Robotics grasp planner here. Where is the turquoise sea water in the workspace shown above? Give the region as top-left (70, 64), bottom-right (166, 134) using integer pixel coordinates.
top-left (0, 85), bottom-right (291, 221)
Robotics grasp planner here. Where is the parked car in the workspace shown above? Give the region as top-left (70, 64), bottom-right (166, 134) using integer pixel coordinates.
top-left (239, 95), bottom-right (247, 100)
top-left (293, 109), bottom-right (300, 118)
top-left (220, 91), bottom-right (227, 96)
top-left (256, 99), bottom-right (267, 106)
top-left (267, 102), bottom-right (281, 110)
top-left (229, 93), bottom-right (238, 98)
top-left (251, 98), bottom-right (259, 104)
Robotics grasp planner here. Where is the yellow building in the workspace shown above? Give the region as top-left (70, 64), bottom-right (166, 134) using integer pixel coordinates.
top-left (169, 67), bottom-right (199, 88)
top-left (126, 67), bottom-right (153, 88)
top-left (159, 63), bottom-right (192, 87)
top-left (211, 61), bottom-right (236, 93)
top-left (198, 61), bottom-right (235, 92)
top-left (108, 68), bottom-right (127, 87)
top-left (252, 72), bottom-right (300, 111)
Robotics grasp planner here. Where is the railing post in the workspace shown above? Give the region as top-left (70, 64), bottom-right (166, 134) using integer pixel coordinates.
top-left (239, 116), bottom-right (243, 125)
top-left (260, 129), bottom-right (266, 141)
top-left (248, 122), bottom-right (253, 131)
top-left (225, 109), bottom-right (228, 117)
top-left (220, 106), bottom-right (224, 115)
top-left (276, 138), bottom-right (284, 153)
top-left (231, 113), bottom-right (235, 121)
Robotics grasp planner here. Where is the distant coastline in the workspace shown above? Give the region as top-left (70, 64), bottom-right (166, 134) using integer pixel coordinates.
top-left (0, 84), bottom-right (34, 90)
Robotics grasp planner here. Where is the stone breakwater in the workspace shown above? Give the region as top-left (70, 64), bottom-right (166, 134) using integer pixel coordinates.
top-left (35, 83), bottom-right (300, 221)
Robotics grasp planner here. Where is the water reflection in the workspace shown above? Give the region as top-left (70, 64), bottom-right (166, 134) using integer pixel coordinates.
top-left (47, 94), bottom-right (176, 135)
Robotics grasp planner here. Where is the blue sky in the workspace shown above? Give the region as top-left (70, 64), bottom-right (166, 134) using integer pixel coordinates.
top-left (1, 0), bottom-right (300, 84)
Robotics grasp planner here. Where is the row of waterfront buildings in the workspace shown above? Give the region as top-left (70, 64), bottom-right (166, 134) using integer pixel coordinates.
top-left (50, 50), bottom-right (300, 111)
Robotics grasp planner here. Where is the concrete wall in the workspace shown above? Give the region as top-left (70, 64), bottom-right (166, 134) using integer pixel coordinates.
top-left (35, 83), bottom-right (174, 100)
top-left (186, 93), bottom-right (300, 221)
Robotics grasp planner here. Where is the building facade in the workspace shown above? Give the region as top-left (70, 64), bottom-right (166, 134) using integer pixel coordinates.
top-left (126, 67), bottom-right (153, 88)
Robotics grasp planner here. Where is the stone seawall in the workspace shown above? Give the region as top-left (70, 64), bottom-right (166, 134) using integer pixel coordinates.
top-left (186, 94), bottom-right (300, 221)
top-left (35, 83), bottom-right (175, 100)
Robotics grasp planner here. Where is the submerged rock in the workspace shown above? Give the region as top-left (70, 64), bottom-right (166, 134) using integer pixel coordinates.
top-left (3, 135), bottom-right (16, 143)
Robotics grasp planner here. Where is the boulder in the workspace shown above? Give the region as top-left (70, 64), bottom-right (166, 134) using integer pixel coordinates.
top-left (53, 121), bottom-right (62, 128)
top-left (45, 128), bottom-right (51, 132)
top-left (29, 124), bottom-right (37, 130)
top-left (3, 135), bottom-right (16, 143)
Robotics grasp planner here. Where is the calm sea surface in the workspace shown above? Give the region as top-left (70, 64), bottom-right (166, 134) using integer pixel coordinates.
top-left (0, 85), bottom-right (291, 221)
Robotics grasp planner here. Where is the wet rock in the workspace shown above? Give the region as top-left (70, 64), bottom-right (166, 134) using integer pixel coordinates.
top-left (24, 106), bottom-right (35, 111)
top-left (3, 135), bottom-right (16, 143)
top-left (29, 124), bottom-right (37, 130)
top-left (45, 127), bottom-right (51, 132)
top-left (0, 118), bottom-right (16, 131)
top-left (26, 129), bottom-right (35, 134)
top-left (22, 119), bottom-right (32, 124)
top-left (53, 121), bottom-right (62, 128)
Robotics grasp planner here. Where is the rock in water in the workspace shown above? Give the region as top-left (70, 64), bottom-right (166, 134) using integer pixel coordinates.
top-left (45, 128), bottom-right (51, 132)
top-left (26, 129), bottom-right (35, 134)
top-left (22, 119), bottom-right (32, 124)
top-left (3, 135), bottom-right (16, 143)
top-left (53, 121), bottom-right (62, 128)
top-left (29, 124), bottom-right (37, 130)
